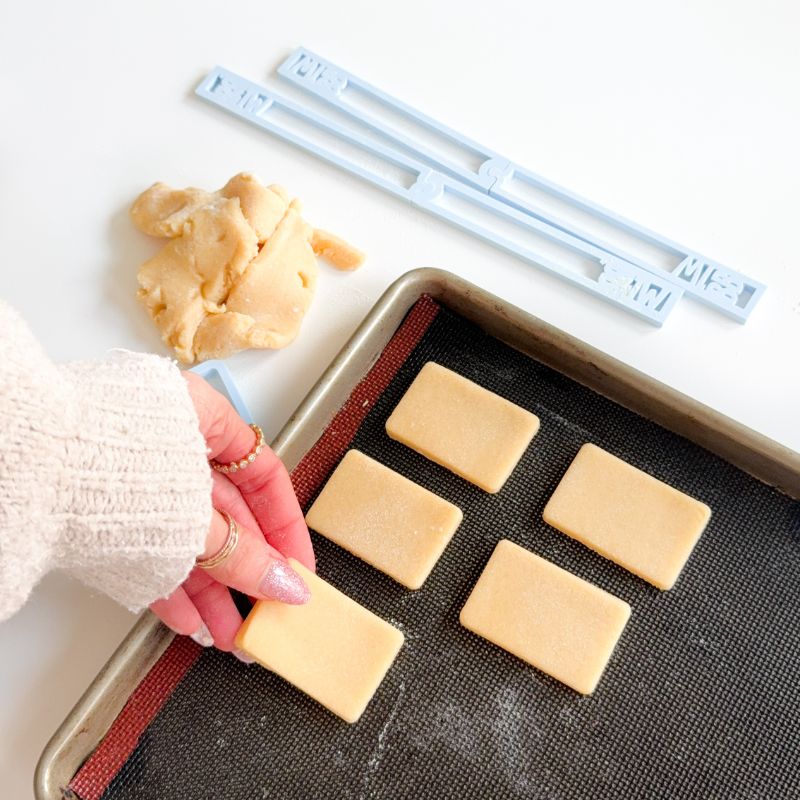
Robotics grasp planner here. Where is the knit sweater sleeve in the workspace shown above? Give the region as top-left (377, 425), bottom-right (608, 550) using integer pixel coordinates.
top-left (0, 300), bottom-right (213, 621)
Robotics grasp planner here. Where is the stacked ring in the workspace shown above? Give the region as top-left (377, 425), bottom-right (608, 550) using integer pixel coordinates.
top-left (195, 511), bottom-right (239, 569)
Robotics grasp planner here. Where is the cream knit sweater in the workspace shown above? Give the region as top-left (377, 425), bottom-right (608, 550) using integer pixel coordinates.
top-left (0, 300), bottom-right (213, 621)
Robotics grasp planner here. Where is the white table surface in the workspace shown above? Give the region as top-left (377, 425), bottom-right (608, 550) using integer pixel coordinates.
top-left (1, 0), bottom-right (798, 796)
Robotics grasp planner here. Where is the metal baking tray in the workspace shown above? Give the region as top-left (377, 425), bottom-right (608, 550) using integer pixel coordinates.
top-left (35, 267), bottom-right (800, 799)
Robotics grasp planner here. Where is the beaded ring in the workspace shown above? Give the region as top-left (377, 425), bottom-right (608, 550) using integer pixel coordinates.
top-left (210, 424), bottom-right (265, 474)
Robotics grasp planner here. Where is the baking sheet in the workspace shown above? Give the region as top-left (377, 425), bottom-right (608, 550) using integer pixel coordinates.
top-left (83, 300), bottom-right (800, 796)
top-left (38, 270), bottom-right (800, 800)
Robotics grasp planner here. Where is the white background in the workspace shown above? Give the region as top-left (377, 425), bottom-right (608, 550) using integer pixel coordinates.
top-left (1, 1), bottom-right (798, 796)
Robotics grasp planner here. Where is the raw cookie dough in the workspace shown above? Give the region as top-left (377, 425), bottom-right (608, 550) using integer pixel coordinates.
top-left (130, 184), bottom-right (214, 238)
top-left (542, 443), bottom-right (712, 590)
top-left (310, 228), bottom-right (365, 270)
top-left (305, 450), bottom-right (463, 589)
top-left (385, 362), bottom-right (540, 493)
top-left (131, 172), bottom-right (364, 363)
top-left (460, 540), bottom-right (630, 695)
top-left (192, 200), bottom-right (318, 358)
top-left (136, 198), bottom-right (259, 362)
top-left (235, 560), bottom-right (404, 723)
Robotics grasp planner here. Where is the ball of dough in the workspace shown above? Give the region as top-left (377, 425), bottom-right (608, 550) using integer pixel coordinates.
top-left (130, 172), bottom-right (363, 363)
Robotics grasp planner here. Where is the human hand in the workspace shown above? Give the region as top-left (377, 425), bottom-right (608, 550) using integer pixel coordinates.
top-left (150, 372), bottom-right (315, 661)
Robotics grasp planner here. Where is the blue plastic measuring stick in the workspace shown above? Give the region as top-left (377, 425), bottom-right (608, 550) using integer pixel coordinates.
top-left (196, 67), bottom-right (680, 326)
top-left (190, 359), bottom-right (253, 423)
top-left (278, 48), bottom-right (764, 323)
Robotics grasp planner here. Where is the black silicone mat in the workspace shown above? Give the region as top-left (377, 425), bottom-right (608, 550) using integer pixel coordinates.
top-left (101, 303), bottom-right (800, 800)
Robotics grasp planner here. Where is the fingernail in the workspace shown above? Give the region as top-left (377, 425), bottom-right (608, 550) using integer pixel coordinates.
top-left (259, 560), bottom-right (311, 604)
top-left (189, 623), bottom-right (214, 648)
top-left (233, 649), bottom-right (256, 664)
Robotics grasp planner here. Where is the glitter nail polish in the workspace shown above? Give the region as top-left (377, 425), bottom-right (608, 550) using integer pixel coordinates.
top-left (259, 560), bottom-right (311, 604)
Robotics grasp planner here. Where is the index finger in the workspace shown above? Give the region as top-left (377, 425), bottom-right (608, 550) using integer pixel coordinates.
top-left (184, 372), bottom-right (315, 571)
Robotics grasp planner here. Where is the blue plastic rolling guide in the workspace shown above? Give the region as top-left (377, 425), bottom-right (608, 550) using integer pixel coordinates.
top-left (195, 69), bottom-right (678, 326)
top-left (195, 49), bottom-right (764, 325)
top-left (190, 360), bottom-right (253, 423)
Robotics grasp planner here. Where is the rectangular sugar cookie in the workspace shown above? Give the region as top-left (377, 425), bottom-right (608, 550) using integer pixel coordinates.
top-left (385, 362), bottom-right (540, 493)
top-left (543, 443), bottom-right (712, 590)
top-left (460, 540), bottom-right (630, 695)
top-left (235, 560), bottom-right (404, 723)
top-left (306, 450), bottom-right (463, 589)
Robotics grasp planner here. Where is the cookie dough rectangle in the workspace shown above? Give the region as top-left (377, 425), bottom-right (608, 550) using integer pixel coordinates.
top-left (460, 540), bottom-right (630, 695)
top-left (543, 443), bottom-right (712, 590)
top-left (306, 450), bottom-right (463, 589)
top-left (235, 560), bottom-right (404, 723)
top-left (385, 362), bottom-right (540, 493)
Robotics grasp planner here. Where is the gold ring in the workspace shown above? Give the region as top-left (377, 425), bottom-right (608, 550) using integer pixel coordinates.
top-left (211, 424), bottom-right (265, 474)
top-left (196, 511), bottom-right (239, 570)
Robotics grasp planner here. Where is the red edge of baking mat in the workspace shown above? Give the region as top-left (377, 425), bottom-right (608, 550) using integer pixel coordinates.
top-left (67, 294), bottom-right (440, 800)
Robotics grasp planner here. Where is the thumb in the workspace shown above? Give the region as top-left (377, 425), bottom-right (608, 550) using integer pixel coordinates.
top-left (199, 509), bottom-right (311, 604)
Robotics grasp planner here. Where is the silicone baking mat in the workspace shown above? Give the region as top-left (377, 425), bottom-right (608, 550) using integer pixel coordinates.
top-left (68, 296), bottom-right (800, 800)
